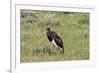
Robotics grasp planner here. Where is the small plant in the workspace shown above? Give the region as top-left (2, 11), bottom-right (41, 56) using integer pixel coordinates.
top-left (78, 14), bottom-right (89, 25)
top-left (37, 14), bottom-right (60, 27)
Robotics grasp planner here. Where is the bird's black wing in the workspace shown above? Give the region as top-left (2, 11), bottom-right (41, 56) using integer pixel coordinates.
top-left (52, 31), bottom-right (62, 38)
top-left (47, 30), bottom-right (64, 53)
top-left (48, 31), bottom-right (63, 47)
top-left (53, 36), bottom-right (63, 48)
top-left (53, 35), bottom-right (64, 53)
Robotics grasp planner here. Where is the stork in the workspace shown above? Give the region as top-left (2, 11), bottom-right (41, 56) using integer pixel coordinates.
top-left (46, 28), bottom-right (64, 54)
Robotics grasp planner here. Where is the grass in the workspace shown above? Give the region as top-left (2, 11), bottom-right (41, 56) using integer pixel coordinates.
top-left (20, 10), bottom-right (90, 63)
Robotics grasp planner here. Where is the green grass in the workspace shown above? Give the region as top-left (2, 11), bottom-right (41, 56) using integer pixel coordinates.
top-left (20, 10), bottom-right (90, 63)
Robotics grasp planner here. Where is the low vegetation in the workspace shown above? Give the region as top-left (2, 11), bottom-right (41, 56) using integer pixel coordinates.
top-left (20, 10), bottom-right (89, 63)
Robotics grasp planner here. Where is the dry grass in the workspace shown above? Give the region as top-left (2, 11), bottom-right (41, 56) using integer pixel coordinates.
top-left (20, 10), bottom-right (89, 63)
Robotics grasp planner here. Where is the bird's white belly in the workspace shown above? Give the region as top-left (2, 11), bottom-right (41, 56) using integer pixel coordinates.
top-left (52, 39), bottom-right (58, 48)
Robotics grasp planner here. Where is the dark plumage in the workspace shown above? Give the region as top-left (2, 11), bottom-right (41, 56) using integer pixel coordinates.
top-left (46, 28), bottom-right (64, 54)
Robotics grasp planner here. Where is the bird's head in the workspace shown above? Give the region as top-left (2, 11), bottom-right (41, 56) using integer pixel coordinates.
top-left (43, 28), bottom-right (51, 35)
top-left (46, 28), bottom-right (51, 32)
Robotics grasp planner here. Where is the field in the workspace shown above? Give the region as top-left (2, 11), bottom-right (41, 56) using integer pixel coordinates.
top-left (20, 9), bottom-right (90, 63)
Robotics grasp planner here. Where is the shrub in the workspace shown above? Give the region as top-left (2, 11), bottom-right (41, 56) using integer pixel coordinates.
top-left (37, 14), bottom-right (60, 27)
top-left (78, 14), bottom-right (89, 25)
top-left (21, 10), bottom-right (38, 18)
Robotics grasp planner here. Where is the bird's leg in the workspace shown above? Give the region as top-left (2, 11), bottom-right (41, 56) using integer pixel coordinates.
top-left (48, 43), bottom-right (54, 55)
top-left (56, 47), bottom-right (63, 54)
top-left (51, 44), bottom-right (57, 55)
top-left (52, 44), bottom-right (55, 55)
top-left (56, 47), bottom-right (60, 54)
top-left (54, 46), bottom-right (60, 55)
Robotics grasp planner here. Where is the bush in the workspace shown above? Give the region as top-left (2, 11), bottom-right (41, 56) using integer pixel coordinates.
top-left (21, 10), bottom-right (38, 18)
top-left (78, 14), bottom-right (89, 25)
top-left (21, 10), bottom-right (38, 24)
top-left (37, 14), bottom-right (60, 27)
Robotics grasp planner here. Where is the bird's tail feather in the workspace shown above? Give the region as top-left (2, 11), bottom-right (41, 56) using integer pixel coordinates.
top-left (60, 48), bottom-right (64, 54)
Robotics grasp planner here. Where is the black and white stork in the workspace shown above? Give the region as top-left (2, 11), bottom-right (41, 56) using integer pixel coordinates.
top-left (46, 28), bottom-right (64, 54)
